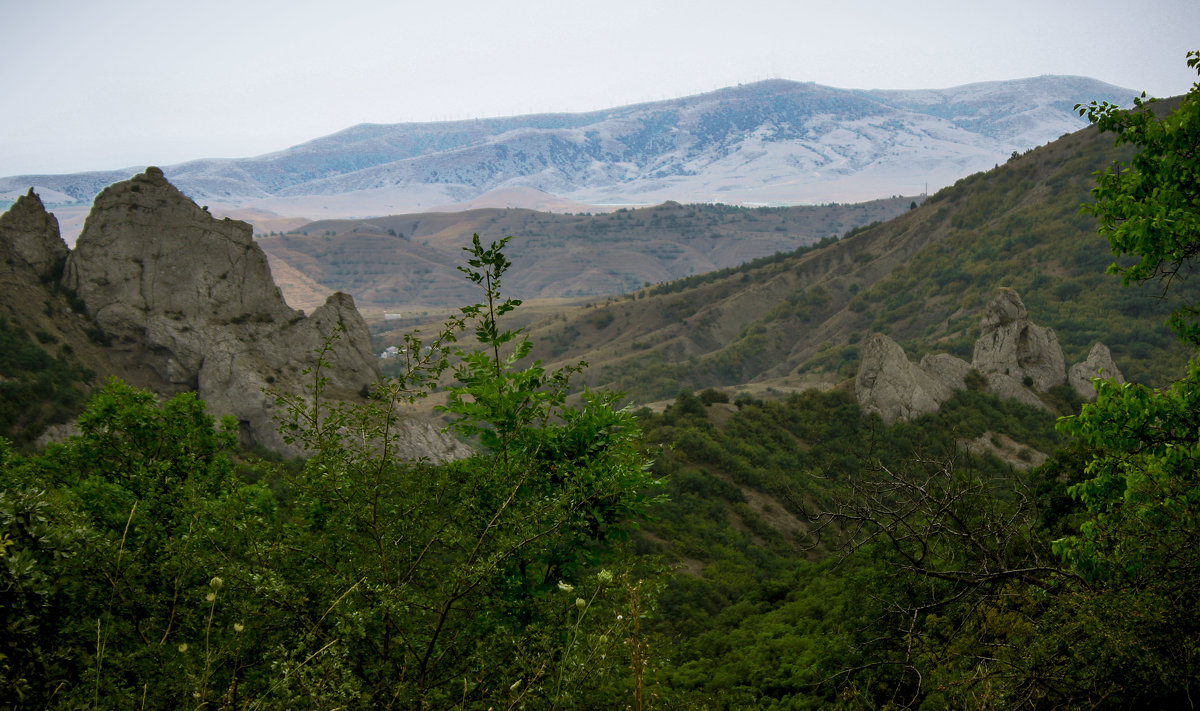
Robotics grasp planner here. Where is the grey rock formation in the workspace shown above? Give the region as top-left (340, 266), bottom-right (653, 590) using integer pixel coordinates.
top-left (853, 287), bottom-right (1112, 422)
top-left (1068, 342), bottom-right (1126, 401)
top-left (59, 168), bottom-right (451, 456)
top-left (919, 352), bottom-right (973, 394)
top-left (856, 333), bottom-right (951, 424)
top-left (0, 188), bottom-right (67, 275)
top-left (983, 372), bottom-right (1051, 411)
top-left (972, 287), bottom-right (1065, 391)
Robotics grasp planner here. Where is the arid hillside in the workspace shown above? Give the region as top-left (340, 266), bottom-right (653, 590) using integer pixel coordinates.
top-left (259, 197), bottom-right (917, 312)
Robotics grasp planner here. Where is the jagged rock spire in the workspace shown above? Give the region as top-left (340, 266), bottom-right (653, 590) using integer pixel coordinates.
top-left (63, 168), bottom-right (382, 453)
top-left (972, 287), bottom-right (1066, 391)
top-left (856, 288), bottom-right (1126, 423)
top-left (0, 187), bottom-right (68, 275)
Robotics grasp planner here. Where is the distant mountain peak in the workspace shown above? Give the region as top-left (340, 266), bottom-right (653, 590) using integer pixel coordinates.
top-left (1, 76), bottom-right (1135, 233)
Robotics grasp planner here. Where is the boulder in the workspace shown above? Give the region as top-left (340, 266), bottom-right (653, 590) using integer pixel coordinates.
top-left (983, 372), bottom-right (1051, 411)
top-left (972, 287), bottom-right (1065, 391)
top-left (1068, 342), bottom-right (1126, 401)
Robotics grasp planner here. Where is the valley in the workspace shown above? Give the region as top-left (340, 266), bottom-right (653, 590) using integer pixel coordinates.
top-left (1, 68), bottom-right (1197, 710)
top-left (358, 115), bottom-right (1195, 412)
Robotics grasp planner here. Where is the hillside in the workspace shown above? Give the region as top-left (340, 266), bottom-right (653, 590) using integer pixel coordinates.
top-left (0, 77), bottom-right (1132, 228)
top-left (490, 111), bottom-right (1197, 403)
top-left (258, 196), bottom-right (916, 311)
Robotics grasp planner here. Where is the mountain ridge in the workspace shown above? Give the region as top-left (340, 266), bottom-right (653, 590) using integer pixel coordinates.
top-left (1, 76), bottom-right (1134, 231)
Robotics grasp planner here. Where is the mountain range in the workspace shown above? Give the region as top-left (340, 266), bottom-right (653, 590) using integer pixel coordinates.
top-left (0, 76), bottom-right (1133, 240)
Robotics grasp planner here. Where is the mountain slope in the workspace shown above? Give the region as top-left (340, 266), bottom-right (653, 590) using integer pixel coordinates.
top-left (505, 111), bottom-right (1196, 403)
top-left (1, 77), bottom-right (1133, 225)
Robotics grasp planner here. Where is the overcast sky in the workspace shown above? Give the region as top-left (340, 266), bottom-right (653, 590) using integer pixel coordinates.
top-left (2, 0), bottom-right (1197, 176)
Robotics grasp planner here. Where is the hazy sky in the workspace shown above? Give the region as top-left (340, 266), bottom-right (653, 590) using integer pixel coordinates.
top-left (3, 0), bottom-right (1197, 176)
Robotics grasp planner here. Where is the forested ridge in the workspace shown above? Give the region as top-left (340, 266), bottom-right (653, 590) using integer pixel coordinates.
top-left (2, 55), bottom-right (1200, 709)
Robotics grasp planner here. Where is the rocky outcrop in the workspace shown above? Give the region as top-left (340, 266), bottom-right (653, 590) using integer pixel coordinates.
top-left (0, 188), bottom-right (68, 276)
top-left (981, 372), bottom-right (1051, 411)
top-left (856, 334), bottom-right (972, 424)
top-left (972, 287), bottom-right (1065, 391)
top-left (855, 288), bottom-right (1126, 422)
top-left (1068, 342), bottom-right (1126, 401)
top-left (58, 168), bottom-right (452, 456)
top-left (919, 352), bottom-right (973, 393)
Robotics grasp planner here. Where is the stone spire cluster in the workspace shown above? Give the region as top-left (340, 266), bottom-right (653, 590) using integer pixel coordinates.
top-left (856, 288), bottom-right (1124, 424)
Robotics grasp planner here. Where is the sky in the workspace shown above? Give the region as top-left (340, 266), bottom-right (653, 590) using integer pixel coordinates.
top-left (2, 0), bottom-right (1198, 177)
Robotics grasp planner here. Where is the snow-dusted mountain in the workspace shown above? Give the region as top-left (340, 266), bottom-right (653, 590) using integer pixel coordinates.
top-left (1, 77), bottom-right (1133, 222)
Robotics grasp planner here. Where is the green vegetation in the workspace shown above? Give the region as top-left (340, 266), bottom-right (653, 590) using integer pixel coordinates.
top-left (0, 316), bottom-right (93, 446)
top-left (645, 234), bottom-right (841, 298)
top-left (625, 380), bottom-right (1070, 708)
top-left (0, 237), bottom-right (661, 709)
top-left (1078, 59), bottom-right (1200, 344)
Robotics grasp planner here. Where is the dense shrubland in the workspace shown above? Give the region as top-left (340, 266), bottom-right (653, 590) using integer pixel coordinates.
top-left (628, 55), bottom-right (1200, 709)
top-left (0, 237), bottom-right (662, 709)
top-left (631, 384), bottom-right (1075, 708)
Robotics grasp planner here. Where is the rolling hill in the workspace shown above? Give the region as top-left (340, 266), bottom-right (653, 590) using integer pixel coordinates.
top-left (257, 196), bottom-right (917, 312)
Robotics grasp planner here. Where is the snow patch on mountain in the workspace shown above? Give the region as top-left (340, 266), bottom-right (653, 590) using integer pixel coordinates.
top-left (0, 76), bottom-right (1135, 230)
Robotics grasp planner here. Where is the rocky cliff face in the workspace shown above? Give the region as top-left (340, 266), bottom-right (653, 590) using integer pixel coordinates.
top-left (56, 168), bottom-right (460, 457)
top-left (0, 187), bottom-right (192, 443)
top-left (857, 288), bottom-right (1124, 422)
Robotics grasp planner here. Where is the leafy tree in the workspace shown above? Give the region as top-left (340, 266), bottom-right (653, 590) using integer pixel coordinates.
top-left (1038, 51), bottom-right (1200, 706)
top-left (1076, 50), bottom-right (1200, 343)
top-left (0, 381), bottom-right (277, 709)
top-left (267, 234), bottom-right (662, 708)
top-left (0, 236), bottom-right (662, 709)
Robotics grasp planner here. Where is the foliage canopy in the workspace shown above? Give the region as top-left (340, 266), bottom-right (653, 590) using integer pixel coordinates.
top-left (1078, 50), bottom-right (1200, 342)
